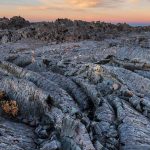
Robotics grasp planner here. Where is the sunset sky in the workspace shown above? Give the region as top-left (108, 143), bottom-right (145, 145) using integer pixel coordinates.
top-left (0, 0), bottom-right (150, 25)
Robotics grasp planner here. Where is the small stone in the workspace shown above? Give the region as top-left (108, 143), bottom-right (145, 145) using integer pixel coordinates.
top-left (35, 138), bottom-right (45, 145)
top-left (124, 90), bottom-right (133, 97)
top-left (22, 118), bottom-right (28, 124)
top-left (39, 129), bottom-right (49, 139)
top-left (112, 83), bottom-right (120, 90)
top-left (29, 120), bottom-right (36, 127)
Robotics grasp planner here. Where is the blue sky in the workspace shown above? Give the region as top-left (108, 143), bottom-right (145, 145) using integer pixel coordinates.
top-left (0, 0), bottom-right (39, 5)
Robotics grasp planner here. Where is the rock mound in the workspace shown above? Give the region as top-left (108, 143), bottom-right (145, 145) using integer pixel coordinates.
top-left (0, 16), bottom-right (149, 44)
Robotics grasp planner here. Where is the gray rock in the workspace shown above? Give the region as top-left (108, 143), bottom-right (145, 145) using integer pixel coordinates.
top-left (1, 35), bottom-right (9, 44)
top-left (40, 140), bottom-right (61, 150)
top-left (0, 20), bottom-right (150, 150)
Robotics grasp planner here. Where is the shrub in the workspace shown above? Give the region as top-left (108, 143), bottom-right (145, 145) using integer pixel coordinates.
top-left (0, 91), bottom-right (18, 117)
top-left (1, 100), bottom-right (18, 117)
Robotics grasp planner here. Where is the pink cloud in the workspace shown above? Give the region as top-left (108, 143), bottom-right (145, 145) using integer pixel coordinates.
top-left (64, 0), bottom-right (125, 8)
top-left (65, 0), bottom-right (101, 8)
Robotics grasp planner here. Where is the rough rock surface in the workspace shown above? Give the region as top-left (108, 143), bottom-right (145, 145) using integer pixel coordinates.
top-left (0, 17), bottom-right (150, 150)
top-left (0, 117), bottom-right (36, 150)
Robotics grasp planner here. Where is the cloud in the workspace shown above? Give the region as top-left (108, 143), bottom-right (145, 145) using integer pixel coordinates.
top-left (20, 1), bottom-right (84, 12)
top-left (64, 0), bottom-right (150, 8)
top-left (4, 0), bottom-right (148, 11)
top-left (65, 0), bottom-right (101, 8)
top-left (64, 0), bottom-right (125, 8)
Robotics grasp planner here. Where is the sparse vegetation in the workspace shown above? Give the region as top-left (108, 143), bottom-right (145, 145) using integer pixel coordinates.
top-left (0, 91), bottom-right (18, 117)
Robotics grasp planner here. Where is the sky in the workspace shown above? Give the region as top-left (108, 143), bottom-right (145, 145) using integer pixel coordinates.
top-left (0, 0), bottom-right (150, 25)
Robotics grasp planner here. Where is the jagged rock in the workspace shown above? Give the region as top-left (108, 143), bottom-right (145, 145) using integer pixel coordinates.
top-left (40, 140), bottom-right (61, 150)
top-left (0, 17), bottom-right (9, 29)
top-left (8, 55), bottom-right (32, 67)
top-left (0, 116), bottom-right (36, 150)
top-left (9, 16), bottom-right (30, 29)
top-left (61, 116), bottom-right (95, 150)
top-left (0, 18), bottom-right (150, 150)
top-left (41, 72), bottom-right (90, 110)
top-left (103, 65), bottom-right (150, 95)
top-left (0, 77), bottom-right (51, 121)
top-left (0, 61), bottom-right (79, 115)
top-left (0, 16), bottom-right (149, 43)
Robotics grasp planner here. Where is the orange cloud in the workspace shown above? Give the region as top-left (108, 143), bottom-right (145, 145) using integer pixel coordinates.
top-left (65, 0), bottom-right (101, 8)
top-left (64, 0), bottom-right (149, 8)
top-left (64, 0), bottom-right (132, 8)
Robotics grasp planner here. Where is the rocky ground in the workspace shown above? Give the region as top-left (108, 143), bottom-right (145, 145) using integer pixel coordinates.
top-left (0, 16), bottom-right (150, 150)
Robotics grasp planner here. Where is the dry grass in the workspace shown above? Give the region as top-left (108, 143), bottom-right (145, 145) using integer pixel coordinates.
top-left (0, 91), bottom-right (18, 117)
top-left (1, 100), bottom-right (18, 117)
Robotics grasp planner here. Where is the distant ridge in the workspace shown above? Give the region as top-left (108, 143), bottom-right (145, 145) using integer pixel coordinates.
top-left (0, 16), bottom-right (150, 43)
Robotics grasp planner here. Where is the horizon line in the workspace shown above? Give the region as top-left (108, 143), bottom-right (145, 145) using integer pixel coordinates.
top-left (1, 16), bottom-right (150, 26)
